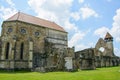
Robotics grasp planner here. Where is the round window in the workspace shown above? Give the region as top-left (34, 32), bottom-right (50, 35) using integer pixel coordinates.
top-left (20, 28), bottom-right (26, 34)
top-left (8, 28), bottom-right (12, 32)
top-left (35, 32), bottom-right (40, 36)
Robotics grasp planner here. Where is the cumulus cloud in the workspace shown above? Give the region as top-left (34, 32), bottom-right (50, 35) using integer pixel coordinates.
top-left (28, 0), bottom-right (98, 50)
top-left (75, 42), bottom-right (94, 51)
top-left (111, 8), bottom-right (120, 42)
top-left (28, 0), bottom-right (73, 26)
top-left (80, 6), bottom-right (99, 19)
top-left (71, 12), bottom-right (80, 21)
top-left (6, 0), bottom-right (15, 7)
top-left (70, 6), bottom-right (99, 21)
top-left (0, 6), bottom-right (17, 20)
top-left (94, 26), bottom-right (109, 38)
top-left (64, 20), bottom-right (78, 31)
top-left (68, 31), bottom-right (85, 47)
top-left (76, 44), bottom-right (88, 51)
top-left (94, 8), bottom-right (120, 42)
top-left (28, 0), bottom-right (86, 48)
top-left (94, 8), bottom-right (120, 56)
top-left (0, 0), bottom-right (17, 20)
top-left (114, 48), bottom-right (120, 57)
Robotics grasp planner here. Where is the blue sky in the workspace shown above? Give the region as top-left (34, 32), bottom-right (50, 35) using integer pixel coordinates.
top-left (0, 0), bottom-right (120, 56)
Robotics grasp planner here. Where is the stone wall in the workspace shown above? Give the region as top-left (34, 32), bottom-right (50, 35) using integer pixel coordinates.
top-left (75, 48), bottom-right (96, 70)
top-left (0, 21), bottom-right (67, 71)
top-left (94, 36), bottom-right (119, 67)
top-left (46, 29), bottom-right (67, 49)
top-left (0, 20), bottom-right (119, 72)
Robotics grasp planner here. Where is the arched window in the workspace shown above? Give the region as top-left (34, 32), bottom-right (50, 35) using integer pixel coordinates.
top-left (5, 42), bottom-right (10, 59)
top-left (20, 43), bottom-right (24, 59)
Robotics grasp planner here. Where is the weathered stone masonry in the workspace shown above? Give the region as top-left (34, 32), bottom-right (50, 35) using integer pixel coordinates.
top-left (0, 12), bottom-right (119, 72)
top-left (0, 12), bottom-right (70, 71)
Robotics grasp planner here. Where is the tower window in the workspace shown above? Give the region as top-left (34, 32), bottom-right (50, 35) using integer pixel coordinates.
top-left (20, 43), bottom-right (24, 59)
top-left (5, 42), bottom-right (10, 59)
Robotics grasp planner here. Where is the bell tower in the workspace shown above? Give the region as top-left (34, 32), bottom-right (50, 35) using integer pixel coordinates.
top-left (104, 32), bottom-right (114, 56)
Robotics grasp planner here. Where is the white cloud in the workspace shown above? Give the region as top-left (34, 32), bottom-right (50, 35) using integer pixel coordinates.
top-left (111, 8), bottom-right (120, 42)
top-left (75, 42), bottom-right (94, 51)
top-left (94, 8), bottom-right (120, 56)
top-left (28, 0), bottom-right (73, 26)
top-left (28, 0), bottom-right (98, 51)
top-left (6, 0), bottom-right (15, 7)
top-left (66, 21), bottom-right (90, 49)
top-left (68, 31), bottom-right (85, 47)
top-left (94, 8), bottom-right (120, 42)
top-left (78, 0), bottom-right (84, 3)
top-left (70, 6), bottom-right (99, 21)
top-left (68, 6), bottom-right (99, 48)
top-left (28, 0), bottom-right (88, 49)
top-left (0, 0), bottom-right (17, 20)
top-left (71, 12), bottom-right (80, 21)
top-left (0, 6), bottom-right (17, 20)
top-left (64, 20), bottom-right (78, 31)
top-left (28, 0), bottom-right (99, 26)
top-left (94, 26), bottom-right (109, 38)
top-left (80, 6), bottom-right (99, 19)
top-left (114, 48), bottom-right (120, 57)
top-left (76, 44), bottom-right (88, 51)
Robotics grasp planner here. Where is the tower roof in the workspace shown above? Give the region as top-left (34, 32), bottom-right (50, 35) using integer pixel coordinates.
top-left (5, 12), bottom-right (66, 32)
top-left (104, 32), bottom-right (113, 39)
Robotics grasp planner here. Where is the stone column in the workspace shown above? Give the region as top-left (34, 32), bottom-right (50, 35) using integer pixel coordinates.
top-left (1, 43), bottom-right (5, 60)
top-left (29, 41), bottom-right (33, 69)
top-left (0, 43), bottom-right (6, 68)
top-left (110, 59), bottom-right (112, 66)
top-left (10, 43), bottom-right (15, 69)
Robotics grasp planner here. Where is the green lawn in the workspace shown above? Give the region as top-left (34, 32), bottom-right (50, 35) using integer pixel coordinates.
top-left (0, 67), bottom-right (120, 80)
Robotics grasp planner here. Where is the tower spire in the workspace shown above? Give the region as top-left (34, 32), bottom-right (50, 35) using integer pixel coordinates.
top-left (104, 32), bottom-right (113, 42)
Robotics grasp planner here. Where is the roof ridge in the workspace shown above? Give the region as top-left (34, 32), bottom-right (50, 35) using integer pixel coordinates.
top-left (19, 12), bottom-right (53, 23)
top-left (5, 12), bottom-right (66, 32)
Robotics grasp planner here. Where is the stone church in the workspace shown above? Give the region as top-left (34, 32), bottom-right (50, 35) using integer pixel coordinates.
top-left (0, 12), bottom-right (119, 72)
top-left (0, 12), bottom-right (75, 72)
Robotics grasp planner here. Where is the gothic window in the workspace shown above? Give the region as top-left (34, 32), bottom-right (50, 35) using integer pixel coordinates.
top-left (5, 42), bottom-right (10, 59)
top-left (20, 43), bottom-right (24, 59)
top-left (20, 28), bottom-right (26, 34)
top-left (8, 27), bottom-right (12, 33)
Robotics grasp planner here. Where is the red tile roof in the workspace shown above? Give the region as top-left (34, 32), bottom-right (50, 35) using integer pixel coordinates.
top-left (6, 12), bottom-right (66, 32)
top-left (104, 32), bottom-right (113, 39)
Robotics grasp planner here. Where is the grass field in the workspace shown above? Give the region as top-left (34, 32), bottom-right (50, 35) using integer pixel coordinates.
top-left (0, 67), bottom-right (120, 80)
